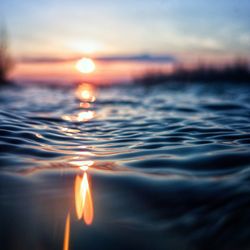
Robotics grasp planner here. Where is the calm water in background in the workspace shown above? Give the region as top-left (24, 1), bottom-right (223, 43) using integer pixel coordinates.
top-left (0, 82), bottom-right (250, 250)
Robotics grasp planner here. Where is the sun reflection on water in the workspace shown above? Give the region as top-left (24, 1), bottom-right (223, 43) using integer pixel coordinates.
top-left (62, 82), bottom-right (96, 123)
top-left (76, 83), bottom-right (96, 102)
top-left (74, 171), bottom-right (94, 225)
top-left (69, 160), bottom-right (94, 171)
top-left (62, 160), bottom-right (95, 250)
top-left (63, 213), bottom-right (71, 250)
top-left (62, 110), bottom-right (95, 122)
top-left (62, 84), bottom-right (96, 249)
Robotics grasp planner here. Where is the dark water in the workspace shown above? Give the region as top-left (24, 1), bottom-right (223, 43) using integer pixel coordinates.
top-left (0, 83), bottom-right (250, 250)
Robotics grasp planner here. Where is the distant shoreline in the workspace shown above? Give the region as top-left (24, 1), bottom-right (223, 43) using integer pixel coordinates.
top-left (133, 60), bottom-right (250, 85)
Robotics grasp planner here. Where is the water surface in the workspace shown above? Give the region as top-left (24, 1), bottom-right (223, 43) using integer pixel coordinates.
top-left (0, 83), bottom-right (250, 250)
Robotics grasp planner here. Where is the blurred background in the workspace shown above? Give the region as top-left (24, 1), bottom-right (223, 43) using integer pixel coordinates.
top-left (1, 0), bottom-right (250, 85)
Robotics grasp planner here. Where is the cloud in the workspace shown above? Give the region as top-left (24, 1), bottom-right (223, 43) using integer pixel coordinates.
top-left (239, 34), bottom-right (250, 45)
top-left (95, 54), bottom-right (177, 63)
top-left (18, 56), bottom-right (78, 63)
top-left (177, 36), bottom-right (223, 51)
top-left (189, 38), bottom-right (222, 50)
top-left (19, 53), bottom-right (177, 64)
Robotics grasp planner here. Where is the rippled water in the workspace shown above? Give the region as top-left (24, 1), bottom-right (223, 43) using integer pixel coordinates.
top-left (0, 83), bottom-right (250, 250)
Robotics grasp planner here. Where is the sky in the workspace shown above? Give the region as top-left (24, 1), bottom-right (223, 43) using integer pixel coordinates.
top-left (1, 0), bottom-right (250, 83)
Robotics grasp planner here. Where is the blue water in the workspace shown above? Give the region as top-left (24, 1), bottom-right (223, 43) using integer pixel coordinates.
top-left (0, 83), bottom-right (250, 250)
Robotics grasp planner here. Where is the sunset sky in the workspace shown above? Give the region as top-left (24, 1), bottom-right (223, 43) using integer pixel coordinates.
top-left (1, 0), bottom-right (250, 83)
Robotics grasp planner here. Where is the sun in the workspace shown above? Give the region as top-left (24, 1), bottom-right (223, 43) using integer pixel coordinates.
top-left (76, 57), bottom-right (96, 74)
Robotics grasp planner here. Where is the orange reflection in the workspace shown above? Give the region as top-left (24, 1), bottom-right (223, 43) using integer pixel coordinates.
top-left (77, 110), bottom-right (95, 121)
top-left (62, 82), bottom-right (96, 249)
top-left (75, 83), bottom-right (96, 102)
top-left (69, 160), bottom-right (94, 171)
top-left (75, 171), bottom-right (94, 225)
top-left (63, 213), bottom-right (70, 250)
top-left (79, 102), bottom-right (91, 108)
top-left (62, 163), bottom-right (95, 249)
top-left (62, 83), bottom-right (96, 123)
top-left (62, 110), bottom-right (95, 122)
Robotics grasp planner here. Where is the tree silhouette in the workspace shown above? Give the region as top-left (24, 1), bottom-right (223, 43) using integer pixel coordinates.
top-left (0, 26), bottom-right (14, 83)
top-left (134, 59), bottom-right (250, 85)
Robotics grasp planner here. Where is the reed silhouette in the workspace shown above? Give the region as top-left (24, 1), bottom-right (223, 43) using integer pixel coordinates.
top-left (0, 26), bottom-right (14, 84)
top-left (134, 59), bottom-right (250, 85)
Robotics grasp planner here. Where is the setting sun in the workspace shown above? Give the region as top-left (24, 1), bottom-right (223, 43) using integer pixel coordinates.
top-left (76, 58), bottom-right (96, 74)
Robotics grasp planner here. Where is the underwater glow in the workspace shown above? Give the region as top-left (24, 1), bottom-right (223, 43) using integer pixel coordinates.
top-left (63, 213), bottom-right (70, 250)
top-left (75, 172), bottom-right (94, 225)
